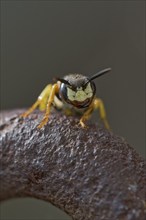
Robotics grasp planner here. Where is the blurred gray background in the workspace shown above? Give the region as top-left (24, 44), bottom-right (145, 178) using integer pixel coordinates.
top-left (0, 1), bottom-right (145, 220)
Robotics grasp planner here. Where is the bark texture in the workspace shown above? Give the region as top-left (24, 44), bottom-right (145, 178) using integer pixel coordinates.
top-left (0, 109), bottom-right (146, 220)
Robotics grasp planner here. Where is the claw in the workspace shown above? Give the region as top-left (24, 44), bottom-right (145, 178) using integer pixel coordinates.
top-left (37, 117), bottom-right (48, 129)
top-left (79, 120), bottom-right (88, 129)
top-left (20, 112), bottom-right (29, 118)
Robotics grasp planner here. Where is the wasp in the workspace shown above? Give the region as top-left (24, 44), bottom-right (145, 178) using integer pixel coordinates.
top-left (21, 68), bottom-right (111, 129)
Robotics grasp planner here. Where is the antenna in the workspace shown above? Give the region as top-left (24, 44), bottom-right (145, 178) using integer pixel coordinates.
top-left (84, 68), bottom-right (111, 86)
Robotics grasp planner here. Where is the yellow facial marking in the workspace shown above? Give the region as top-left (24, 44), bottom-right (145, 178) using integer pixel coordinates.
top-left (67, 83), bottom-right (93, 102)
top-left (67, 88), bottom-right (76, 101)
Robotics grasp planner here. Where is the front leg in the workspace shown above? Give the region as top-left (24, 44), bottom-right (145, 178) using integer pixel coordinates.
top-left (93, 98), bottom-right (110, 129)
top-left (21, 84), bottom-right (53, 118)
top-left (37, 84), bottom-right (59, 129)
top-left (79, 98), bottom-right (110, 129)
top-left (79, 104), bottom-right (94, 128)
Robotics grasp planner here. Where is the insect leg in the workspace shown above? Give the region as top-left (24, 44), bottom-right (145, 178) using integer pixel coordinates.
top-left (79, 104), bottom-right (94, 128)
top-left (38, 84), bottom-right (52, 111)
top-left (93, 98), bottom-right (110, 129)
top-left (21, 84), bottom-right (52, 118)
top-left (37, 83), bottom-right (59, 129)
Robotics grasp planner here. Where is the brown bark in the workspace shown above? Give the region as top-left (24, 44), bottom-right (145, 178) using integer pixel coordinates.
top-left (0, 109), bottom-right (146, 220)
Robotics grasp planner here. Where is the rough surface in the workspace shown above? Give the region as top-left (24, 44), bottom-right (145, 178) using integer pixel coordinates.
top-left (0, 109), bottom-right (146, 220)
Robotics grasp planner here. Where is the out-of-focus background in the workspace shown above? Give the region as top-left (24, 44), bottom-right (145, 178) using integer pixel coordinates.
top-left (0, 1), bottom-right (145, 220)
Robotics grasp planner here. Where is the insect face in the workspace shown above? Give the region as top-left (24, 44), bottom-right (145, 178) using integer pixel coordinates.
top-left (59, 74), bottom-right (96, 108)
top-left (58, 68), bottom-right (111, 109)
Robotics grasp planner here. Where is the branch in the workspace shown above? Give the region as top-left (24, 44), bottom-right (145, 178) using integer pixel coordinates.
top-left (0, 109), bottom-right (146, 220)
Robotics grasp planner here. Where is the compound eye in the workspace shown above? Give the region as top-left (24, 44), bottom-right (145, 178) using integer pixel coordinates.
top-left (59, 83), bottom-right (69, 103)
top-left (59, 83), bottom-right (76, 103)
top-left (89, 81), bottom-right (96, 96)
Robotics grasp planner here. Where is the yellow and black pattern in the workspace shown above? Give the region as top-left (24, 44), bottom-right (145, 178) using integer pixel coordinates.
top-left (21, 68), bottom-right (111, 129)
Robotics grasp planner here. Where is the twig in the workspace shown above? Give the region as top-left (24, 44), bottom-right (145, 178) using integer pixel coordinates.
top-left (0, 109), bottom-right (146, 220)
